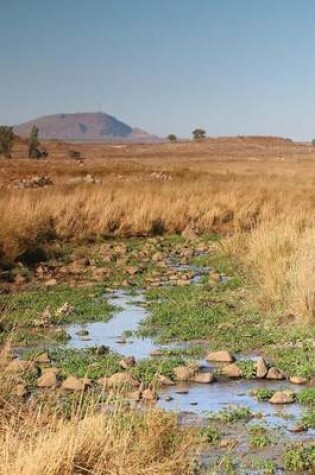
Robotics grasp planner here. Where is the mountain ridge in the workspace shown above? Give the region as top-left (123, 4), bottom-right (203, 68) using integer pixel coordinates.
top-left (13, 112), bottom-right (161, 142)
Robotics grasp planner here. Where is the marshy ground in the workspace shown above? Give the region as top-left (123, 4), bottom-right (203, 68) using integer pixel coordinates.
top-left (0, 137), bottom-right (314, 474)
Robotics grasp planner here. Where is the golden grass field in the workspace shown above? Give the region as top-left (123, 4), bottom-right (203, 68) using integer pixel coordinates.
top-left (1, 136), bottom-right (315, 321)
top-left (0, 136), bottom-right (314, 473)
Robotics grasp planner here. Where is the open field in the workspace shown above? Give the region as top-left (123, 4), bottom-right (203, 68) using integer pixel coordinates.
top-left (1, 137), bottom-right (315, 320)
top-left (0, 137), bottom-right (315, 473)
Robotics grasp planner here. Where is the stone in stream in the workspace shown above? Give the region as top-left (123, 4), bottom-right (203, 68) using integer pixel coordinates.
top-left (192, 372), bottom-right (215, 384)
top-left (156, 374), bottom-right (175, 386)
top-left (165, 396), bottom-right (173, 402)
top-left (266, 367), bottom-right (285, 380)
top-left (289, 424), bottom-right (308, 433)
top-left (142, 388), bottom-right (158, 401)
top-left (289, 375), bottom-right (308, 385)
top-left (269, 391), bottom-right (295, 405)
top-left (80, 335), bottom-right (91, 341)
top-left (206, 350), bottom-right (234, 363)
top-left (256, 356), bottom-right (268, 379)
top-left (75, 329), bottom-right (89, 337)
top-left (116, 337), bottom-right (127, 344)
top-left (99, 372), bottom-right (140, 389)
top-left (173, 365), bottom-right (196, 381)
top-left (221, 363), bottom-right (242, 379)
top-left (209, 272), bottom-right (221, 283)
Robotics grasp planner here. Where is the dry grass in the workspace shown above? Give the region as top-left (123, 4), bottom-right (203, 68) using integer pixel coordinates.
top-left (1, 137), bottom-right (315, 320)
top-left (0, 342), bottom-right (198, 475)
top-left (0, 406), bottom-right (196, 475)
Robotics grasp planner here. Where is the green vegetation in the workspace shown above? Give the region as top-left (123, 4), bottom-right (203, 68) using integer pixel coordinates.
top-left (237, 360), bottom-right (256, 379)
top-left (248, 425), bottom-right (271, 448)
top-left (167, 134), bottom-right (177, 142)
top-left (192, 128), bottom-right (206, 140)
top-left (50, 348), bottom-right (121, 379)
top-left (251, 388), bottom-right (275, 401)
top-left (207, 406), bottom-right (253, 423)
top-left (301, 410), bottom-right (315, 428)
top-left (284, 445), bottom-right (315, 471)
top-left (0, 285), bottom-right (114, 334)
top-left (297, 388), bottom-right (315, 406)
top-left (0, 125), bottom-right (15, 157)
top-left (28, 125), bottom-right (40, 158)
top-left (131, 357), bottom-right (183, 385)
top-left (200, 426), bottom-right (221, 445)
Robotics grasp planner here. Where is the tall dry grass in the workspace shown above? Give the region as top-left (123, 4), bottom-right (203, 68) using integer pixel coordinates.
top-left (1, 138), bottom-right (315, 320)
top-left (0, 340), bottom-right (198, 475)
top-left (0, 406), bottom-right (197, 475)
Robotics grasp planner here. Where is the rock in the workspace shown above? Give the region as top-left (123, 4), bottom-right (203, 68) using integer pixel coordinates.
top-left (222, 364), bottom-right (242, 378)
top-left (142, 388), bottom-right (158, 401)
top-left (62, 376), bottom-right (90, 391)
top-left (152, 252), bottom-right (164, 262)
top-left (206, 350), bottom-right (234, 363)
top-left (33, 352), bottom-right (51, 364)
top-left (45, 278), bottom-right (57, 287)
top-left (165, 396), bottom-right (173, 402)
top-left (75, 329), bottom-right (89, 337)
top-left (37, 371), bottom-right (58, 388)
top-left (5, 360), bottom-right (39, 376)
top-left (182, 226), bottom-right (198, 240)
top-left (175, 387), bottom-right (189, 394)
top-left (269, 391), bottom-right (295, 405)
top-left (156, 374), bottom-right (175, 386)
top-left (15, 384), bottom-right (27, 397)
top-left (116, 337), bottom-right (127, 344)
top-left (256, 357), bottom-right (268, 379)
top-left (289, 376), bottom-right (308, 385)
top-left (119, 356), bottom-right (136, 369)
top-left (173, 365), bottom-right (196, 381)
top-left (192, 372), bottom-right (214, 384)
top-left (289, 424), bottom-right (308, 433)
top-left (104, 372), bottom-right (139, 389)
top-left (266, 367), bottom-right (285, 380)
top-left (80, 335), bottom-right (91, 341)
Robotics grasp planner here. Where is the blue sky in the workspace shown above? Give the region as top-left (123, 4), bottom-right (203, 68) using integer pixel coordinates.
top-left (1, 0), bottom-right (315, 138)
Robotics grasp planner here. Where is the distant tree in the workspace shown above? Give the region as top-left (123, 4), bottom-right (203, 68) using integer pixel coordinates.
top-left (68, 149), bottom-right (81, 160)
top-left (312, 139), bottom-right (315, 146)
top-left (0, 126), bottom-right (15, 157)
top-left (192, 128), bottom-right (206, 140)
top-left (28, 125), bottom-right (40, 158)
top-left (167, 134), bottom-right (177, 142)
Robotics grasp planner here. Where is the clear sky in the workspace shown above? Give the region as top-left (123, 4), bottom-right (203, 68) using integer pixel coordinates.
top-left (1, 0), bottom-right (315, 139)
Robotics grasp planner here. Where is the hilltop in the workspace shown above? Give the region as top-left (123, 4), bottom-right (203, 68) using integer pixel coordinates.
top-left (13, 112), bottom-right (160, 142)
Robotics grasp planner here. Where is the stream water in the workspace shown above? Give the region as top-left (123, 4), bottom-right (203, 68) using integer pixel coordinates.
top-left (65, 288), bottom-right (313, 434)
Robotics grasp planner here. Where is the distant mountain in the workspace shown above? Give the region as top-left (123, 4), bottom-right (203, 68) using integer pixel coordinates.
top-left (14, 112), bottom-right (161, 142)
